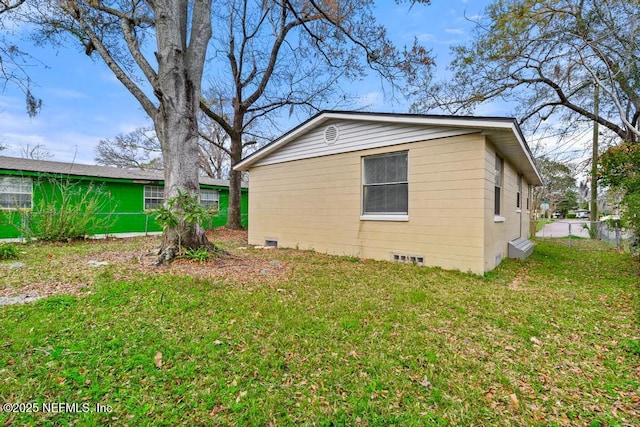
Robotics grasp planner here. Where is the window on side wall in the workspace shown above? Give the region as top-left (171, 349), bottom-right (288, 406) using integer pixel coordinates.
top-left (516, 174), bottom-right (522, 209)
top-left (144, 186), bottom-right (164, 210)
top-left (494, 155), bottom-right (503, 216)
top-left (0, 177), bottom-right (32, 209)
top-left (362, 151), bottom-right (408, 218)
top-left (200, 189), bottom-right (219, 210)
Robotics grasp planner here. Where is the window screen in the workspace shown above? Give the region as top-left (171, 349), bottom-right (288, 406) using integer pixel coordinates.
top-left (0, 177), bottom-right (32, 209)
top-left (144, 186), bottom-right (164, 210)
top-left (200, 189), bottom-right (219, 209)
top-left (494, 155), bottom-right (503, 216)
top-left (363, 152), bottom-right (408, 215)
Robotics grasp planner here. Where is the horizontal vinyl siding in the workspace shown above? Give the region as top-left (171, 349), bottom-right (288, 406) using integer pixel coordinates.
top-left (248, 133), bottom-right (487, 273)
top-left (253, 119), bottom-right (479, 167)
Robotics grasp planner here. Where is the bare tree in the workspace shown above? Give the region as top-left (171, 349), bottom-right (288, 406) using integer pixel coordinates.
top-left (20, 143), bottom-right (52, 160)
top-left (0, 0), bottom-right (41, 117)
top-left (95, 123), bottom-right (230, 177)
top-left (198, 117), bottom-right (230, 180)
top-left (24, 0), bottom-right (215, 262)
top-left (416, 0), bottom-right (640, 143)
top-left (95, 127), bottom-right (163, 170)
top-left (23, 0), bottom-right (432, 260)
top-left (200, 0), bottom-right (434, 229)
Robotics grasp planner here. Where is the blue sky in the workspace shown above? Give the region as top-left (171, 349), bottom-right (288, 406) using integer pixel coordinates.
top-left (0, 0), bottom-right (493, 164)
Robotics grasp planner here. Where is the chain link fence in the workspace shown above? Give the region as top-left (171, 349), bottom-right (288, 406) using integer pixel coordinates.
top-left (533, 219), bottom-right (637, 255)
top-left (1, 211), bottom-right (249, 241)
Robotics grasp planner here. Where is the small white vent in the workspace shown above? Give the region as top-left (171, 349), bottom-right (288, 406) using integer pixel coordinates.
top-left (323, 125), bottom-right (340, 144)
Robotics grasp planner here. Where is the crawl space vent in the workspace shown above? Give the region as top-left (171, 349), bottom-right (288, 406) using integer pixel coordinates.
top-left (393, 253), bottom-right (424, 266)
top-left (323, 125), bottom-right (340, 144)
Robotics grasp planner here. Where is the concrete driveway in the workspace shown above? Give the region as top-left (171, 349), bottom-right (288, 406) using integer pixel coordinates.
top-left (536, 220), bottom-right (592, 238)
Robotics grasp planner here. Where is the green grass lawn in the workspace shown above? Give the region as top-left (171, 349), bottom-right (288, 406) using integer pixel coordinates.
top-left (0, 236), bottom-right (638, 426)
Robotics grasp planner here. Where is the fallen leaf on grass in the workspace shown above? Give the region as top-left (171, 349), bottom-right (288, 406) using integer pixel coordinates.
top-left (509, 393), bottom-right (519, 409)
top-left (419, 376), bottom-right (432, 388)
top-left (236, 391), bottom-right (247, 403)
top-left (530, 337), bottom-right (542, 346)
top-left (154, 352), bottom-right (162, 369)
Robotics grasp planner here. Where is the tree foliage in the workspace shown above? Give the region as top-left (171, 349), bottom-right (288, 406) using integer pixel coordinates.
top-left (533, 156), bottom-right (577, 215)
top-left (416, 0), bottom-right (640, 142)
top-left (599, 142), bottom-right (640, 240)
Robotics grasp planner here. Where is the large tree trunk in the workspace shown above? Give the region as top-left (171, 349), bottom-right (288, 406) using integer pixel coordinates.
top-left (153, 0), bottom-right (213, 263)
top-left (226, 133), bottom-right (244, 229)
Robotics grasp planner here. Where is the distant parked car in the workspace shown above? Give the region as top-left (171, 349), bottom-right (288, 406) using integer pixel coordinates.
top-left (575, 209), bottom-right (590, 219)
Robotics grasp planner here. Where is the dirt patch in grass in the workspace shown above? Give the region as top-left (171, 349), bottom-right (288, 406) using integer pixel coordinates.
top-left (0, 228), bottom-right (289, 304)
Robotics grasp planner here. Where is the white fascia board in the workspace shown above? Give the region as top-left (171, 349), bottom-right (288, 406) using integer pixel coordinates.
top-left (508, 122), bottom-right (544, 185)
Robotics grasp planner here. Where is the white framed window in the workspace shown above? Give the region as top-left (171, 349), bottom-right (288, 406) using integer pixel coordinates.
top-left (144, 186), bottom-right (164, 210)
top-left (362, 151), bottom-right (408, 218)
top-left (200, 189), bottom-right (219, 209)
top-left (0, 177), bottom-right (32, 209)
top-left (494, 155), bottom-right (503, 216)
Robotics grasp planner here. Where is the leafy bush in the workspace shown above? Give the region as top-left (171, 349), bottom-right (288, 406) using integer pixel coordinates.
top-left (180, 247), bottom-right (213, 262)
top-left (599, 142), bottom-right (640, 248)
top-left (154, 190), bottom-right (217, 246)
top-left (21, 179), bottom-right (117, 241)
top-left (0, 243), bottom-right (20, 260)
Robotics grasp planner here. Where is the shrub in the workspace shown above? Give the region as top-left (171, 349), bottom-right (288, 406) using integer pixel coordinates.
top-left (21, 179), bottom-right (117, 241)
top-left (0, 243), bottom-right (20, 260)
top-left (154, 190), bottom-right (218, 246)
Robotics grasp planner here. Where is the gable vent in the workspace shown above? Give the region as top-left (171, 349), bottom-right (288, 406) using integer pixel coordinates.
top-left (323, 125), bottom-right (340, 144)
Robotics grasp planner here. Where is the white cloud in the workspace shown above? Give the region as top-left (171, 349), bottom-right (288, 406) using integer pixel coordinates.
top-left (444, 28), bottom-right (466, 36)
top-left (44, 88), bottom-right (90, 100)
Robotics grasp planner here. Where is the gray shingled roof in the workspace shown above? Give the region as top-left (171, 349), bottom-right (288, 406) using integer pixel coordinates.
top-left (0, 156), bottom-right (246, 188)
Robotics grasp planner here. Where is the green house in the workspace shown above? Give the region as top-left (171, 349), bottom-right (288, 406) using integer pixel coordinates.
top-left (0, 156), bottom-right (248, 239)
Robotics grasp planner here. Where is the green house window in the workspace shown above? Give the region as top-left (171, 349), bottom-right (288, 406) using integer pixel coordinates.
top-left (144, 186), bottom-right (164, 210)
top-left (200, 189), bottom-right (219, 209)
top-left (145, 186), bottom-right (219, 210)
top-left (362, 151), bottom-right (408, 215)
top-left (0, 177), bottom-right (32, 209)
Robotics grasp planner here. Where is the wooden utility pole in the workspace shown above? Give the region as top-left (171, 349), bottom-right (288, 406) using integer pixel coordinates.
top-left (590, 82), bottom-right (599, 238)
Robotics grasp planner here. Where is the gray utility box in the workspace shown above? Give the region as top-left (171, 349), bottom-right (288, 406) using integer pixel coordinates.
top-left (508, 237), bottom-right (534, 260)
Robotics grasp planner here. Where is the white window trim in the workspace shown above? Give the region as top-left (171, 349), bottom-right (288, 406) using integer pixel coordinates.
top-left (494, 215), bottom-right (506, 223)
top-left (199, 189), bottom-right (220, 208)
top-left (0, 177), bottom-right (33, 210)
top-left (360, 214), bottom-right (409, 222)
top-left (143, 185), bottom-right (165, 210)
top-left (362, 151), bottom-right (409, 217)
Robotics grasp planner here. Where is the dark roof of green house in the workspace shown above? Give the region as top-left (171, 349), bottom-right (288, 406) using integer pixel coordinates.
top-left (0, 156), bottom-right (247, 188)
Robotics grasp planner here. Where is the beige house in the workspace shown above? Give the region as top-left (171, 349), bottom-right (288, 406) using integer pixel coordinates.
top-left (235, 111), bottom-right (543, 274)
